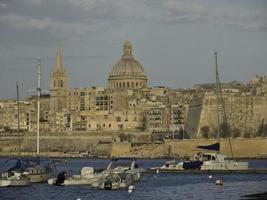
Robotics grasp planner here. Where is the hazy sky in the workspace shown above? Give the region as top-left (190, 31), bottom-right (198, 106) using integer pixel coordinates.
top-left (0, 0), bottom-right (267, 99)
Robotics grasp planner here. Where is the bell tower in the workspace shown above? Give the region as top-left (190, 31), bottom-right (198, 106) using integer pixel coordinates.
top-left (50, 48), bottom-right (68, 111)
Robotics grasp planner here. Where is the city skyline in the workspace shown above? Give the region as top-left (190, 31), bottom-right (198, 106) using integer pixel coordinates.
top-left (0, 0), bottom-right (267, 99)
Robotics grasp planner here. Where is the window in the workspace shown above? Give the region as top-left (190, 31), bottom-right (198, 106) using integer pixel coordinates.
top-left (61, 80), bottom-right (63, 87)
top-left (127, 82), bottom-right (130, 87)
top-left (116, 117), bottom-right (121, 122)
top-left (123, 82), bottom-right (125, 87)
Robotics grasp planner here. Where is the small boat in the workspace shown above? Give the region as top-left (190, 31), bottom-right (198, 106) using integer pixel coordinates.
top-left (23, 163), bottom-right (52, 183)
top-left (6, 157), bottom-right (53, 183)
top-left (200, 152), bottom-right (248, 170)
top-left (96, 172), bottom-right (135, 190)
top-left (151, 160), bottom-right (184, 171)
top-left (0, 171), bottom-right (30, 187)
top-left (48, 166), bottom-right (103, 186)
top-left (91, 158), bottom-right (145, 190)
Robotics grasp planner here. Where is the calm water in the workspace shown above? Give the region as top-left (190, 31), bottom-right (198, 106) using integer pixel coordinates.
top-left (0, 158), bottom-right (267, 200)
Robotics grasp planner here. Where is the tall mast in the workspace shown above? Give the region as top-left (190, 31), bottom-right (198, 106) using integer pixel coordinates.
top-left (214, 52), bottom-right (234, 157)
top-left (215, 52), bottom-right (220, 143)
top-left (16, 82), bottom-right (21, 155)
top-left (37, 58), bottom-right (41, 156)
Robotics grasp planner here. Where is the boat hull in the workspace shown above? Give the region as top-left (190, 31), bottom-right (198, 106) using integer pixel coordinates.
top-left (201, 161), bottom-right (249, 170)
top-left (0, 177), bottom-right (30, 187)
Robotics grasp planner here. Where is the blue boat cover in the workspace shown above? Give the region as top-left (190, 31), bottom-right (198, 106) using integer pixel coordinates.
top-left (197, 142), bottom-right (220, 151)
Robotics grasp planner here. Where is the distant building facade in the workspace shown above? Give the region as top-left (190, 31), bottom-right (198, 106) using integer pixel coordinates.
top-left (0, 41), bottom-right (266, 139)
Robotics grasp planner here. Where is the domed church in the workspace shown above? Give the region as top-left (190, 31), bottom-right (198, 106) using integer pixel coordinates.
top-left (108, 41), bottom-right (148, 89)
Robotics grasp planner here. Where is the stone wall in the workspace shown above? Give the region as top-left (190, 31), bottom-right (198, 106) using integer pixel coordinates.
top-left (196, 94), bottom-right (267, 138)
top-left (165, 138), bottom-right (267, 158)
top-left (1, 133), bottom-right (266, 158)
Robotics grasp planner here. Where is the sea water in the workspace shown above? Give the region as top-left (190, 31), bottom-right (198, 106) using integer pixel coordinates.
top-left (0, 158), bottom-right (266, 200)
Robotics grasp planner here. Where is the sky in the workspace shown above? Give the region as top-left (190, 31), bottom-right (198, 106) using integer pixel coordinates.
top-left (0, 0), bottom-right (267, 99)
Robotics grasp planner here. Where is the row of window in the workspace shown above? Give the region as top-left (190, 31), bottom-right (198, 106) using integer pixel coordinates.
top-left (112, 81), bottom-right (145, 88)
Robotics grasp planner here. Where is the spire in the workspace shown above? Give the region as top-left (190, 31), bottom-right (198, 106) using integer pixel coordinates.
top-left (122, 40), bottom-right (133, 59)
top-left (55, 48), bottom-right (63, 71)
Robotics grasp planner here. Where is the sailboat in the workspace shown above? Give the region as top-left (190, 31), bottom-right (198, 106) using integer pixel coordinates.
top-left (198, 52), bottom-right (248, 170)
top-left (21, 58), bottom-right (53, 182)
top-left (0, 83), bottom-right (30, 187)
top-left (155, 52), bottom-right (249, 171)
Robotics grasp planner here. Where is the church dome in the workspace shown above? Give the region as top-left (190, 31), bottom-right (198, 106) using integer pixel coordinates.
top-left (108, 41), bottom-right (148, 89)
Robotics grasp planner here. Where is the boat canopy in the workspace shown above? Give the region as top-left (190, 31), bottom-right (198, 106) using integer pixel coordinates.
top-left (197, 142), bottom-right (220, 151)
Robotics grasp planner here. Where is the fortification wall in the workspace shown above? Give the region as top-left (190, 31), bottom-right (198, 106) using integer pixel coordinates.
top-left (1, 134), bottom-right (266, 158)
top-left (197, 95), bottom-right (267, 138)
top-left (165, 138), bottom-right (267, 158)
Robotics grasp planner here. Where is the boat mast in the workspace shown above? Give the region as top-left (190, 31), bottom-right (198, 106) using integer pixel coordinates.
top-left (37, 58), bottom-right (41, 156)
top-left (16, 82), bottom-right (21, 155)
top-left (214, 52), bottom-right (234, 158)
top-left (215, 52), bottom-right (220, 144)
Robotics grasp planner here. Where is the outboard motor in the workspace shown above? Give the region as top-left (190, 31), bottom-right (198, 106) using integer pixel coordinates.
top-left (104, 179), bottom-right (112, 190)
top-left (55, 171), bottom-right (66, 186)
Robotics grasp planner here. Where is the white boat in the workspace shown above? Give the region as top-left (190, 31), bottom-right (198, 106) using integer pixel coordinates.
top-left (48, 166), bottom-right (103, 186)
top-left (200, 152), bottom-right (248, 170)
top-left (151, 160), bottom-right (184, 171)
top-left (23, 164), bottom-right (52, 183)
top-left (179, 53), bottom-right (249, 171)
top-left (91, 159), bottom-right (145, 190)
top-left (197, 53), bottom-right (248, 170)
top-left (0, 171), bottom-right (30, 187)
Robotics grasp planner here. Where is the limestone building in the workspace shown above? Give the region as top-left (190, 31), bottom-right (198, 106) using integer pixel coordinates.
top-left (1, 40), bottom-right (266, 139)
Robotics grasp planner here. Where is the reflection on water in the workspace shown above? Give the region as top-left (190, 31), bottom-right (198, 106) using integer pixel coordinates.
top-left (0, 158), bottom-right (267, 200)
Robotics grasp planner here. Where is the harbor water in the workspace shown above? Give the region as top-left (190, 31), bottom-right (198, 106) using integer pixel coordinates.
top-left (0, 158), bottom-right (267, 200)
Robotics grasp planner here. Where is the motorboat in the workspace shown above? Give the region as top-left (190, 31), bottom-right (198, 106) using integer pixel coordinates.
top-left (151, 160), bottom-right (184, 171)
top-left (94, 172), bottom-right (135, 190)
top-left (23, 163), bottom-right (52, 183)
top-left (91, 158), bottom-right (145, 190)
top-left (48, 166), bottom-right (104, 186)
top-left (6, 158), bottom-right (53, 183)
top-left (0, 171), bottom-right (30, 187)
top-left (199, 152), bottom-right (248, 170)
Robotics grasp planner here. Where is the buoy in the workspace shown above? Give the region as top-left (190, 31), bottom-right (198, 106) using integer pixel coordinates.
top-left (156, 169), bottom-right (159, 174)
top-left (128, 185), bottom-right (134, 193)
top-left (208, 175), bottom-right (212, 179)
top-left (76, 198), bottom-right (81, 200)
top-left (215, 179), bottom-right (223, 186)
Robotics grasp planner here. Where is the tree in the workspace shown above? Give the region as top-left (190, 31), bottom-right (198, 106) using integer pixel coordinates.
top-left (243, 131), bottom-right (252, 138)
top-left (219, 122), bottom-right (231, 138)
top-left (200, 126), bottom-right (210, 139)
top-left (232, 128), bottom-right (241, 138)
top-left (257, 124), bottom-right (267, 137)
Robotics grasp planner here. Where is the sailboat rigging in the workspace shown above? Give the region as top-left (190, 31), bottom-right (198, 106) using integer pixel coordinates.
top-left (196, 52), bottom-right (248, 170)
top-left (0, 83), bottom-right (30, 187)
top-left (153, 52), bottom-right (249, 171)
top-left (20, 58), bottom-right (53, 182)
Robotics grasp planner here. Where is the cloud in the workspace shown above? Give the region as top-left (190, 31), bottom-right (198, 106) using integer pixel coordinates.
top-left (0, 2), bottom-right (6, 9)
top-left (160, 0), bottom-right (267, 31)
